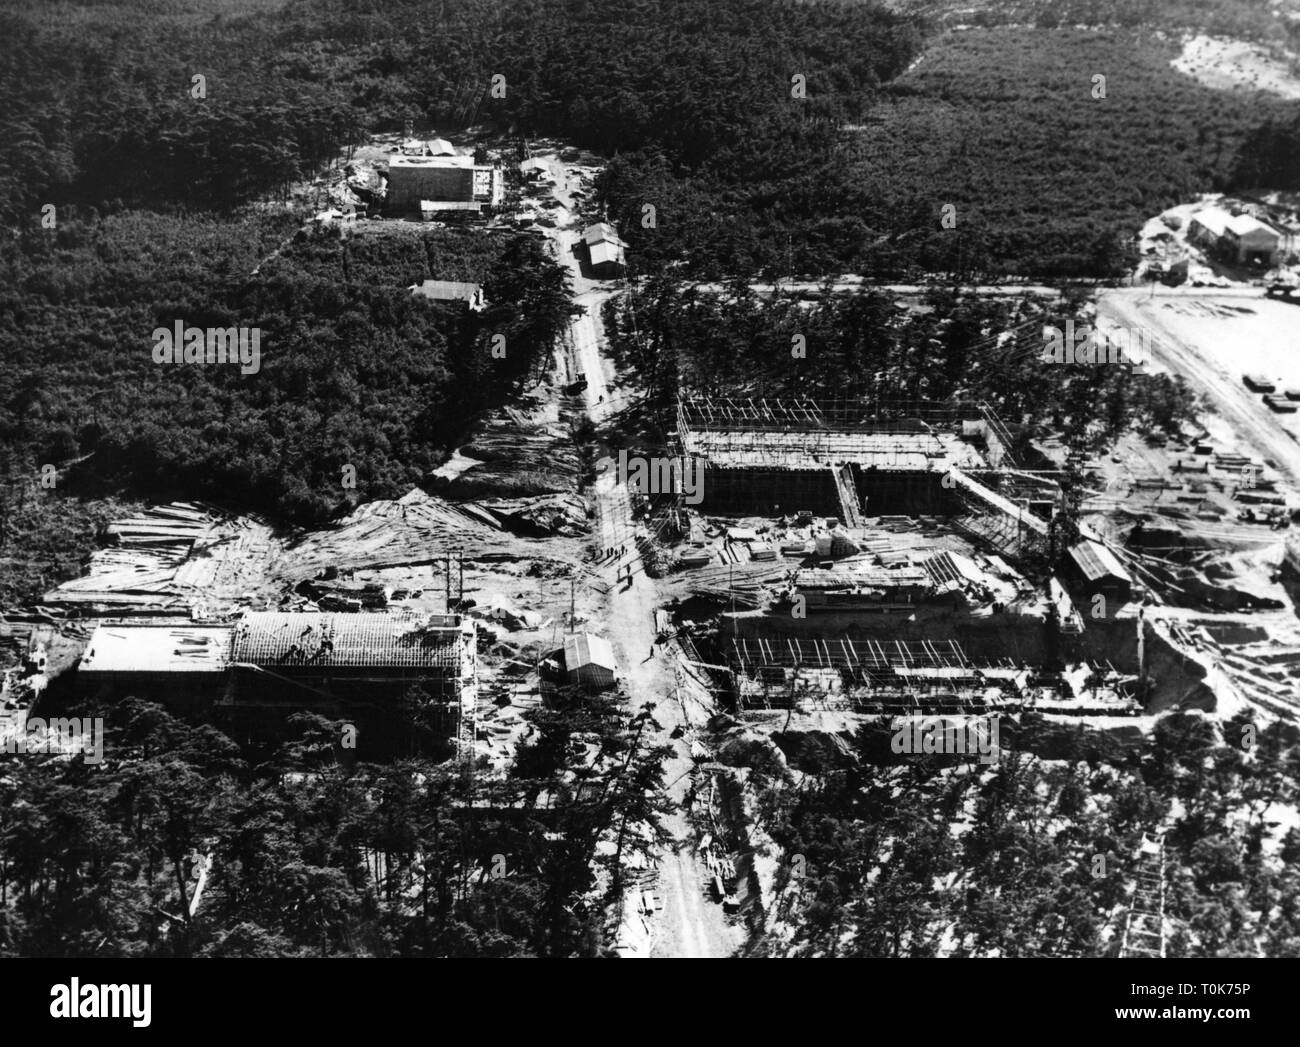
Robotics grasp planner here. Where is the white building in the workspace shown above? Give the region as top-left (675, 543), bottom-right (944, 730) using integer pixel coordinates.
top-left (1224, 214), bottom-right (1281, 266)
top-left (581, 222), bottom-right (628, 278)
top-left (563, 633), bottom-right (617, 689)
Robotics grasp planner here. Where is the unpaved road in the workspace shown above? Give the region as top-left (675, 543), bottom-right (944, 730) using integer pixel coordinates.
top-left (1098, 287), bottom-right (1300, 488)
top-left (535, 151), bottom-right (744, 957)
top-left (689, 278), bottom-right (1067, 298)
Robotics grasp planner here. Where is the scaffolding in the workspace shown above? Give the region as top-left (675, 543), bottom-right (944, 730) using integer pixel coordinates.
top-left (724, 637), bottom-right (1140, 716)
top-left (1119, 833), bottom-right (1167, 958)
top-left (679, 395), bottom-right (991, 434)
top-left (730, 637), bottom-right (970, 674)
top-left (675, 394), bottom-right (1055, 535)
top-left (728, 637), bottom-right (997, 713)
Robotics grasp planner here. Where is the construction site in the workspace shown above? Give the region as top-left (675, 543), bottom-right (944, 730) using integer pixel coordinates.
top-left (5, 136), bottom-right (1300, 961)
top-left (0, 380), bottom-right (605, 765)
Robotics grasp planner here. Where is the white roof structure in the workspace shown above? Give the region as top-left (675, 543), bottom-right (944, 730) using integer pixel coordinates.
top-left (520, 157), bottom-right (551, 175)
top-left (80, 624), bottom-right (233, 673)
top-left (1189, 207), bottom-right (1231, 238)
top-left (1068, 540), bottom-right (1132, 584)
top-left (583, 221), bottom-right (623, 246)
top-left (398, 137), bottom-right (458, 157)
top-left (389, 153), bottom-right (475, 171)
top-left (1227, 214), bottom-right (1279, 241)
top-left (589, 239), bottom-right (625, 268)
top-left (583, 222), bottom-right (628, 269)
top-left (564, 633), bottom-right (617, 672)
top-left (409, 280), bottom-right (486, 309)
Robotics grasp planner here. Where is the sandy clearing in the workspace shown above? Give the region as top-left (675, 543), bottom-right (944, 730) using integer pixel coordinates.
top-left (1171, 34), bottom-right (1300, 99)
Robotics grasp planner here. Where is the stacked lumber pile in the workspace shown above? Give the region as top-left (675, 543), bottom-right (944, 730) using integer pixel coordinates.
top-left (275, 488), bottom-right (578, 583)
top-left (440, 396), bottom-right (583, 498)
top-left (470, 492), bottom-right (589, 536)
top-left (44, 503), bottom-right (279, 613)
top-left (41, 487), bottom-right (586, 616)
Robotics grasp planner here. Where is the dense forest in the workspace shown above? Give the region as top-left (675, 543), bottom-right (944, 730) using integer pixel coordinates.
top-left (0, 0), bottom-right (919, 223)
top-left (5, 0), bottom-right (1291, 276)
top-left (0, 215), bottom-right (573, 525)
top-left (0, 692), bottom-right (671, 957)
top-left (752, 712), bottom-right (1300, 957)
top-left (0, 0), bottom-right (1284, 541)
top-left (7, 697), bottom-right (1296, 956)
top-left (598, 26), bottom-right (1298, 278)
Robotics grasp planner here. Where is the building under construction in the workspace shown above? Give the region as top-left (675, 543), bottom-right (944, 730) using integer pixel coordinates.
top-left (675, 396), bottom-right (1058, 559)
top-left (719, 636), bottom-right (1140, 716)
top-left (385, 144), bottom-right (504, 216)
top-left (76, 611), bottom-right (478, 747)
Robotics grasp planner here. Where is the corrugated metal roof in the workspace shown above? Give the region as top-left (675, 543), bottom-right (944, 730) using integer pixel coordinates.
top-left (1068, 540), bottom-right (1131, 584)
top-left (232, 613), bottom-right (463, 669)
top-left (563, 633), bottom-right (617, 671)
top-left (795, 566), bottom-right (930, 590)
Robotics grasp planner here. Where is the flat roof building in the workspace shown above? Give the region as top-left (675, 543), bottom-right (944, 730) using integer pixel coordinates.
top-left (76, 612), bottom-right (478, 732)
top-left (78, 623), bottom-right (235, 709)
top-left (386, 153), bottom-right (503, 214)
top-left (80, 624), bottom-right (233, 675)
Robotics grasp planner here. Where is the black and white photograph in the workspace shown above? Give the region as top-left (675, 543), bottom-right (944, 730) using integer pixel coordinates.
top-left (0, 0), bottom-right (1296, 1021)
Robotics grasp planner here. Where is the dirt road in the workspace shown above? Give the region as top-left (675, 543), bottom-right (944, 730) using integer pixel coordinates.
top-left (535, 151), bottom-right (743, 957)
top-left (1098, 288), bottom-right (1300, 487)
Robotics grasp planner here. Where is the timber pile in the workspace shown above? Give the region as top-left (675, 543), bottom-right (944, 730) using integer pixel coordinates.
top-left (670, 560), bottom-right (787, 606)
top-left (471, 492), bottom-right (589, 536)
top-left (441, 396), bottom-right (582, 498)
top-left (275, 488), bottom-right (578, 582)
top-left (44, 503), bottom-right (280, 612)
top-left (40, 487), bottom-right (586, 616)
